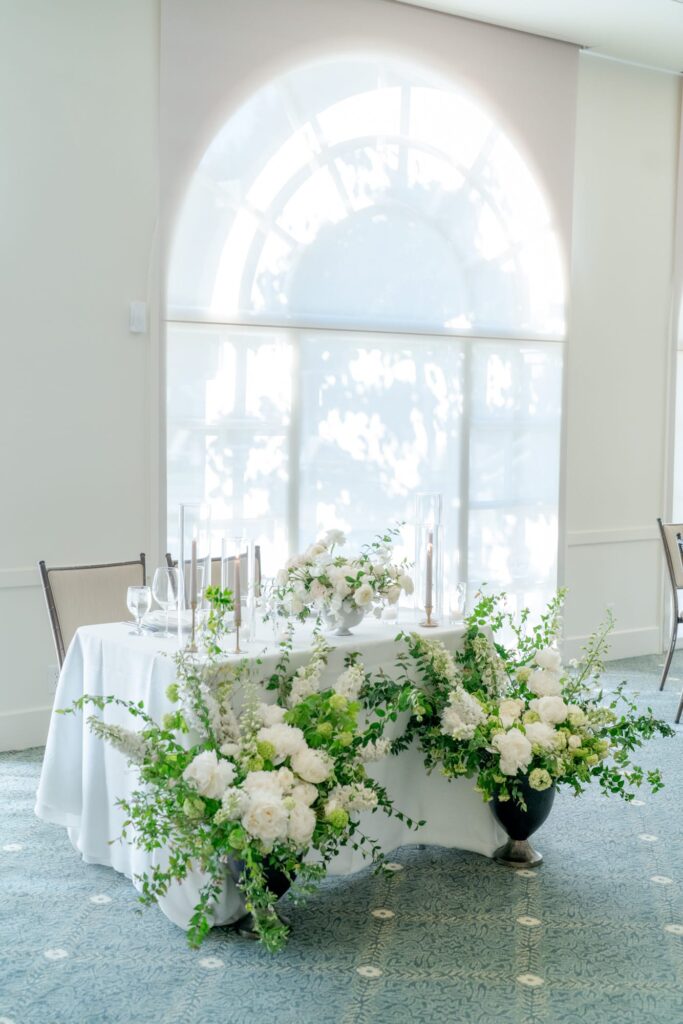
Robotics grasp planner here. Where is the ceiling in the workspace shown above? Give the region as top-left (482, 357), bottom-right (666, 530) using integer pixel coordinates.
top-left (393, 0), bottom-right (683, 74)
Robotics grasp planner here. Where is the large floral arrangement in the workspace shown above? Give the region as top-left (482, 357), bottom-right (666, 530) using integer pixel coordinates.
top-left (273, 527), bottom-right (413, 629)
top-left (62, 591), bottom-right (412, 951)
top-left (382, 592), bottom-right (674, 807)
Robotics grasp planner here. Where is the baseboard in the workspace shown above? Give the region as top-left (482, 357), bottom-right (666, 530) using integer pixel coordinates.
top-left (562, 626), bottom-right (661, 662)
top-left (0, 705), bottom-right (51, 752)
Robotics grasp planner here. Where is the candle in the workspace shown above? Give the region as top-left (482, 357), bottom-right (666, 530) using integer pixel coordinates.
top-left (233, 553), bottom-right (242, 628)
top-left (190, 539), bottom-right (197, 606)
top-left (425, 530), bottom-right (433, 612)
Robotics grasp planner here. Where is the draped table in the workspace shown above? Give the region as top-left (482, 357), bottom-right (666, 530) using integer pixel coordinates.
top-left (35, 618), bottom-right (504, 930)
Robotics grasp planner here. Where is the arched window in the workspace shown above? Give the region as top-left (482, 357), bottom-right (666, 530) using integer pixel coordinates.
top-left (167, 56), bottom-right (565, 611)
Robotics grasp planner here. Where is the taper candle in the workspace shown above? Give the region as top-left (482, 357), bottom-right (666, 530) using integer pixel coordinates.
top-left (233, 554), bottom-right (242, 628)
top-left (425, 530), bottom-right (433, 612)
top-left (190, 539), bottom-right (197, 605)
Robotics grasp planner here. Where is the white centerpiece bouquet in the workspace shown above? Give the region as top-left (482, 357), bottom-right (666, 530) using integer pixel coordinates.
top-left (273, 526), bottom-right (414, 632)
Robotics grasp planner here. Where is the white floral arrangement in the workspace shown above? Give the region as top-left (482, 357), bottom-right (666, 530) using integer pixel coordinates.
top-left (65, 595), bottom-right (414, 952)
top-left (380, 592), bottom-right (673, 807)
top-left (273, 526), bottom-right (413, 628)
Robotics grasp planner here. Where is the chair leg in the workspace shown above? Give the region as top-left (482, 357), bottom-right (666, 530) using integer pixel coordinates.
top-left (675, 686), bottom-right (683, 724)
top-left (659, 619), bottom-right (678, 691)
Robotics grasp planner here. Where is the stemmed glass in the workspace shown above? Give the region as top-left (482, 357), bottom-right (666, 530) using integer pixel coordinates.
top-left (152, 567), bottom-right (181, 639)
top-left (127, 585), bottom-right (152, 636)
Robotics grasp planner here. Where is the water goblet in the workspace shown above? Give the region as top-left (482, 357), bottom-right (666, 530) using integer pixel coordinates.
top-left (127, 585), bottom-right (152, 636)
top-left (152, 567), bottom-right (180, 638)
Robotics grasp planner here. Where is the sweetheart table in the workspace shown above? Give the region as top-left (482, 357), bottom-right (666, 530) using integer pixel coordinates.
top-left (35, 618), bottom-right (505, 931)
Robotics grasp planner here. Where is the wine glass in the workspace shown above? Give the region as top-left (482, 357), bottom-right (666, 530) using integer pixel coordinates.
top-left (447, 582), bottom-right (467, 624)
top-left (127, 585), bottom-right (152, 636)
top-left (152, 567), bottom-right (180, 638)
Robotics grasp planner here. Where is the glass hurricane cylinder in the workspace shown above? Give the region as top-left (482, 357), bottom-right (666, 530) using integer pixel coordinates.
top-left (179, 503), bottom-right (212, 611)
top-left (414, 492), bottom-right (443, 627)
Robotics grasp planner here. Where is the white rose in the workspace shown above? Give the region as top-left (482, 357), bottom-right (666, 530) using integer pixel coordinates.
top-left (567, 734), bottom-right (582, 750)
top-left (309, 579), bottom-right (327, 601)
top-left (291, 747), bottom-right (333, 784)
top-left (498, 698), bottom-right (524, 728)
top-left (275, 568), bottom-right (289, 586)
top-left (287, 802), bottom-right (316, 848)
top-left (242, 770), bottom-right (283, 796)
top-left (386, 585), bottom-right (401, 605)
top-left (257, 703), bottom-right (286, 727)
top-left (530, 695), bottom-right (568, 725)
top-left (285, 554), bottom-right (304, 570)
top-left (291, 782), bottom-right (318, 806)
top-left (306, 543), bottom-right (327, 559)
top-left (491, 728), bottom-right (533, 776)
top-left (182, 750), bottom-right (236, 799)
top-left (242, 792), bottom-right (289, 845)
top-left (354, 582), bottom-right (374, 607)
top-left (534, 648), bottom-right (563, 673)
top-left (277, 767), bottom-right (295, 791)
top-left (257, 723), bottom-right (306, 762)
top-left (524, 721), bottom-right (557, 750)
top-left (399, 574), bottom-right (414, 595)
top-left (527, 669), bottom-right (562, 697)
top-left (323, 529), bottom-right (346, 548)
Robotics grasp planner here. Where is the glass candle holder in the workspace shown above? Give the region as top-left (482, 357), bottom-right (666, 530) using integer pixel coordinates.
top-left (179, 503), bottom-right (212, 612)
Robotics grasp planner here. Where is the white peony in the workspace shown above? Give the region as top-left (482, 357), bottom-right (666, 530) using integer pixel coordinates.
top-left (399, 574), bottom-right (414, 595)
top-left (275, 568), bottom-right (289, 586)
top-left (530, 695), bottom-right (568, 725)
top-left (291, 747), bottom-right (333, 784)
top-left (291, 781), bottom-right (318, 806)
top-left (257, 703), bottom-right (286, 727)
top-left (334, 664), bottom-right (365, 701)
top-left (276, 767), bottom-right (295, 791)
top-left (567, 734), bottom-right (582, 750)
top-left (242, 770), bottom-right (283, 796)
top-left (498, 698), bottom-right (525, 728)
top-left (354, 582), bottom-right (374, 607)
top-left (386, 585), bottom-right (401, 605)
top-left (257, 723), bottom-right (306, 762)
top-left (309, 579), bottom-right (328, 602)
top-left (242, 792), bottom-right (289, 845)
top-left (287, 802), bottom-right (316, 847)
top-left (527, 668), bottom-right (562, 697)
top-left (524, 721), bottom-right (558, 750)
top-left (305, 543), bottom-right (327, 559)
top-left (182, 750), bottom-right (236, 799)
top-left (491, 728), bottom-right (533, 776)
top-left (534, 648), bottom-right (563, 673)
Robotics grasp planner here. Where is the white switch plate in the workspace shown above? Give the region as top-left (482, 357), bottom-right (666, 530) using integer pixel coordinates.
top-left (129, 300), bottom-right (147, 334)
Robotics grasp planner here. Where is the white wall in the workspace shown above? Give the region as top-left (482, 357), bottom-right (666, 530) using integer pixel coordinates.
top-left (0, 1), bottom-right (160, 749)
top-left (563, 54), bottom-right (681, 659)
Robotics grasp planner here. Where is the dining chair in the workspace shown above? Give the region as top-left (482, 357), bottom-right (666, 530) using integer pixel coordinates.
top-left (38, 554), bottom-right (147, 668)
top-left (657, 518), bottom-right (683, 722)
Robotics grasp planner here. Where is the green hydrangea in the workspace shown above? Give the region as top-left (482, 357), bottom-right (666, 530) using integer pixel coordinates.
top-left (325, 808), bottom-right (349, 830)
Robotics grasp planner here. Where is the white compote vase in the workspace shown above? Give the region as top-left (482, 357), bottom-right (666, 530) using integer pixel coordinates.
top-left (322, 604), bottom-right (366, 636)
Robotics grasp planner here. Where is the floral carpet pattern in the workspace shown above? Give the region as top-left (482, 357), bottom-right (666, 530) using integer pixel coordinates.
top-left (1, 654), bottom-right (683, 1024)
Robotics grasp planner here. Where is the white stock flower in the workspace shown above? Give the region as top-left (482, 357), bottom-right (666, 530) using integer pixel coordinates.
top-left (242, 792), bottom-right (289, 845)
top-left (524, 721), bottom-right (558, 750)
top-left (219, 741), bottom-right (240, 758)
top-left (257, 703), bottom-right (286, 727)
top-left (257, 723), bottom-right (306, 762)
top-left (399, 574), bottom-right (414, 595)
top-left (530, 696), bottom-right (568, 725)
top-left (498, 698), bottom-right (525, 728)
top-left (440, 688), bottom-right (487, 741)
top-left (354, 582), bottom-right (374, 607)
top-left (183, 750), bottom-right (236, 799)
top-left (334, 664), bottom-right (365, 701)
top-left (219, 786), bottom-right (247, 820)
top-left (358, 737), bottom-right (392, 762)
top-left (534, 648), bottom-right (563, 673)
top-left (291, 781), bottom-right (318, 806)
top-left (291, 747), bottom-right (333, 784)
top-left (287, 802), bottom-right (316, 847)
top-left (491, 728), bottom-right (533, 776)
top-left (328, 783), bottom-right (378, 812)
top-left (527, 669), bottom-right (562, 697)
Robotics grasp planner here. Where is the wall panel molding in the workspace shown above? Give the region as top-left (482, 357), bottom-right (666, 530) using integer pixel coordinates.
top-left (0, 568), bottom-right (41, 590)
top-left (566, 527), bottom-right (659, 547)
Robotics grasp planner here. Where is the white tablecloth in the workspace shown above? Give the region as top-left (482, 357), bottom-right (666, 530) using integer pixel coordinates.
top-left (35, 619), bottom-right (504, 930)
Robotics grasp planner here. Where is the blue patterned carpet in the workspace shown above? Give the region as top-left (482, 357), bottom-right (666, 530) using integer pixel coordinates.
top-left (2, 654), bottom-right (683, 1024)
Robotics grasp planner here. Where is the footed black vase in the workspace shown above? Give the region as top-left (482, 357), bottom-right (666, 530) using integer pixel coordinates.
top-left (226, 858), bottom-right (292, 940)
top-left (491, 777), bottom-right (555, 868)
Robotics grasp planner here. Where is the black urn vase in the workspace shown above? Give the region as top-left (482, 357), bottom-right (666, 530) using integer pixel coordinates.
top-left (491, 777), bottom-right (555, 868)
top-left (226, 858), bottom-right (292, 939)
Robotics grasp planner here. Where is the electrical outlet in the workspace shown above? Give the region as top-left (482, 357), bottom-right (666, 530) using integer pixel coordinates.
top-left (46, 664), bottom-right (60, 693)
